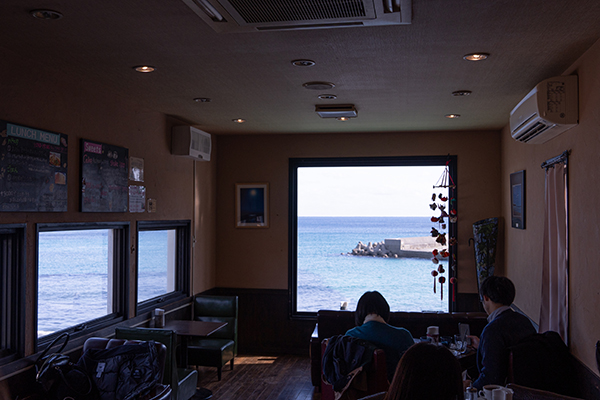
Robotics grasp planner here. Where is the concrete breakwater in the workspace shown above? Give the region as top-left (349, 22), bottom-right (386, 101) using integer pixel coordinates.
top-left (346, 236), bottom-right (448, 260)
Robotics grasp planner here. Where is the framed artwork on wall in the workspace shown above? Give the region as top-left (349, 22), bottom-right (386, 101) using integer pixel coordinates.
top-left (236, 183), bottom-right (269, 228)
top-left (510, 170), bottom-right (525, 229)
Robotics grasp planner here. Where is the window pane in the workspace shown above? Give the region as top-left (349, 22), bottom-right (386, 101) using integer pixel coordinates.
top-left (296, 165), bottom-right (450, 313)
top-left (138, 229), bottom-right (176, 303)
top-left (38, 230), bottom-right (112, 337)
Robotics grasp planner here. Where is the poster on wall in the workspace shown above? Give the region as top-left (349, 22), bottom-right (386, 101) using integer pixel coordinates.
top-left (80, 139), bottom-right (129, 212)
top-left (0, 120), bottom-right (68, 212)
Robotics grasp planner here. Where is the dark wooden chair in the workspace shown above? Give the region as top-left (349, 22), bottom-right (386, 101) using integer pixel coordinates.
top-left (115, 328), bottom-right (198, 400)
top-left (187, 295), bottom-right (238, 381)
top-left (321, 338), bottom-right (389, 400)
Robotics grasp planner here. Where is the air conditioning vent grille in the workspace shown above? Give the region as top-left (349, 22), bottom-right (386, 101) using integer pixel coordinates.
top-left (515, 121), bottom-right (553, 142)
top-left (192, 134), bottom-right (211, 154)
top-left (228, 0), bottom-right (367, 23)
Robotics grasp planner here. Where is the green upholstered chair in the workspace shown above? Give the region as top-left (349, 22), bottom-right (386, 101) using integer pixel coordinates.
top-left (115, 327), bottom-right (198, 400)
top-left (187, 295), bottom-right (238, 381)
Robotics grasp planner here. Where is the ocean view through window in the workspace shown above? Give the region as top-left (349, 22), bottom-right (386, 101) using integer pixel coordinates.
top-left (290, 157), bottom-right (457, 315)
top-left (137, 229), bottom-right (176, 303)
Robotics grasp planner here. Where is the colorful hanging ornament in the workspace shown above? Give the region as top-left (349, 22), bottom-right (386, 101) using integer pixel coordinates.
top-left (449, 277), bottom-right (457, 302)
top-left (439, 276), bottom-right (446, 300)
top-left (431, 270), bottom-right (438, 293)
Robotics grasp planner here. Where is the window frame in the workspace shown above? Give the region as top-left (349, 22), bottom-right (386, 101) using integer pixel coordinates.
top-left (0, 224), bottom-right (26, 366)
top-left (288, 156), bottom-right (458, 319)
top-left (135, 220), bottom-right (190, 315)
top-left (35, 222), bottom-right (129, 350)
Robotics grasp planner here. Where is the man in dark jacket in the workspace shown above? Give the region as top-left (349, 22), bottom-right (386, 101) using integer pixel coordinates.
top-left (467, 276), bottom-right (536, 389)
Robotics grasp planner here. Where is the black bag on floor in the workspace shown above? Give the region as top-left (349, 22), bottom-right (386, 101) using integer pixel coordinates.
top-left (76, 340), bottom-right (161, 400)
top-left (35, 333), bottom-right (94, 400)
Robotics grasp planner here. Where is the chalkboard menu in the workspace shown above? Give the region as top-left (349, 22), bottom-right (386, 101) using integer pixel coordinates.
top-left (0, 120), bottom-right (68, 212)
top-left (80, 139), bottom-right (128, 212)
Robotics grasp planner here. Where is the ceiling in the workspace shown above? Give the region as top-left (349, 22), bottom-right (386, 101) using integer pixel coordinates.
top-left (2, 0), bottom-right (600, 135)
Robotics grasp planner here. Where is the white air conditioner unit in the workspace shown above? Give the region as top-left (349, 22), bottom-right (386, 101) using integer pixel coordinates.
top-left (171, 126), bottom-right (212, 161)
top-left (180, 0), bottom-right (412, 33)
top-left (509, 75), bottom-right (578, 144)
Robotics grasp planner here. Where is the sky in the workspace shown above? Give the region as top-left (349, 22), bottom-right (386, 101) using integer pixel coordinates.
top-left (297, 166), bottom-right (448, 217)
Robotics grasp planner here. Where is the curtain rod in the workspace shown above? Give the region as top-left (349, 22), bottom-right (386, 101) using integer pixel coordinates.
top-left (541, 150), bottom-right (570, 169)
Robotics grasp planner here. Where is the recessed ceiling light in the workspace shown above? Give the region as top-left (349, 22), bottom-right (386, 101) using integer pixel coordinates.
top-left (30, 9), bottom-right (63, 20)
top-left (318, 94), bottom-right (337, 100)
top-left (292, 59), bottom-right (316, 67)
top-left (194, 97), bottom-right (212, 103)
top-left (463, 53), bottom-right (490, 61)
top-left (452, 90), bottom-right (472, 97)
top-left (232, 118), bottom-right (245, 123)
top-left (133, 65), bottom-right (155, 73)
top-left (337, 117), bottom-right (351, 121)
top-left (303, 81), bottom-right (335, 90)
top-left (445, 114), bottom-right (461, 119)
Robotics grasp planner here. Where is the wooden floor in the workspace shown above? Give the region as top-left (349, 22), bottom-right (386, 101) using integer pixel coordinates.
top-left (194, 354), bottom-right (321, 400)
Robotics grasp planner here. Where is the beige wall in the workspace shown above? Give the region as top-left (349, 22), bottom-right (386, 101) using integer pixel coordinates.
top-left (0, 49), bottom-right (217, 352)
top-left (215, 130), bottom-right (502, 292)
top-left (501, 38), bottom-right (600, 374)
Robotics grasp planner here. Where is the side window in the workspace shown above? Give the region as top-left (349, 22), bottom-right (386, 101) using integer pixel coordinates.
top-left (36, 223), bottom-right (128, 345)
top-left (0, 225), bottom-right (26, 365)
top-left (136, 220), bottom-right (190, 312)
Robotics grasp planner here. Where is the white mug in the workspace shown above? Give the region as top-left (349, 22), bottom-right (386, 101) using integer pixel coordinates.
top-left (492, 388), bottom-right (514, 400)
top-left (478, 385), bottom-right (502, 400)
top-left (426, 325), bottom-right (440, 343)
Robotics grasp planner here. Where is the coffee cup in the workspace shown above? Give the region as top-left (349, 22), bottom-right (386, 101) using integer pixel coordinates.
top-left (426, 326), bottom-right (440, 343)
top-left (478, 385), bottom-right (502, 400)
top-left (492, 388), bottom-right (514, 400)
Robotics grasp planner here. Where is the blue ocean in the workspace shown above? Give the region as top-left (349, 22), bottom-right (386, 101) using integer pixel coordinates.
top-left (297, 216), bottom-right (449, 313)
top-left (38, 217), bottom-right (449, 336)
top-left (37, 230), bottom-right (169, 336)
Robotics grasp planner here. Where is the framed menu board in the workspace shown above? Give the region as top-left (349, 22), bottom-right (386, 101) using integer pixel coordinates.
top-left (0, 120), bottom-right (68, 212)
top-left (80, 139), bottom-right (129, 212)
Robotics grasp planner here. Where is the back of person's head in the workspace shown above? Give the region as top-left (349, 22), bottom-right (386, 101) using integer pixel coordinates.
top-left (480, 276), bottom-right (515, 305)
top-left (355, 291), bottom-right (390, 325)
top-left (385, 342), bottom-right (464, 400)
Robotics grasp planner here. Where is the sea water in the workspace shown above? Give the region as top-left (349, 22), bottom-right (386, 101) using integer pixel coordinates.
top-left (297, 216), bottom-right (449, 313)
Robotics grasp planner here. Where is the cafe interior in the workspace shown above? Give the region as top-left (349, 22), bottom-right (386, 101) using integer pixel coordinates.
top-left (1, 0), bottom-right (600, 399)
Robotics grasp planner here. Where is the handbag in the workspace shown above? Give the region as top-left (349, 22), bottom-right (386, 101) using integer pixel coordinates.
top-left (35, 332), bottom-right (93, 400)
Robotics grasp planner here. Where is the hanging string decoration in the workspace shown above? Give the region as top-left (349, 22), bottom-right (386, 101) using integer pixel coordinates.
top-left (429, 161), bottom-right (457, 301)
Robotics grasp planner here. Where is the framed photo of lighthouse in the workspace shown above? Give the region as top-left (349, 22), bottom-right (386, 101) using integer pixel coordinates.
top-left (236, 183), bottom-right (269, 228)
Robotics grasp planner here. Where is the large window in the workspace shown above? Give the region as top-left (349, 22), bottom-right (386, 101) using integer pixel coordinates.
top-left (0, 224), bottom-right (25, 365)
top-left (136, 220), bottom-right (190, 312)
top-left (36, 223), bottom-right (128, 345)
top-left (289, 156), bottom-right (457, 318)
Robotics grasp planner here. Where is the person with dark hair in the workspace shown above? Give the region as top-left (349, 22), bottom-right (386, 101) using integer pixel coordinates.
top-left (467, 276), bottom-right (536, 389)
top-left (385, 342), bottom-right (464, 400)
top-left (345, 291), bottom-right (414, 381)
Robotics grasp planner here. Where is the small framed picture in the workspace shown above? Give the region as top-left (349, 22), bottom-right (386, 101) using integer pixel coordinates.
top-left (510, 170), bottom-right (525, 229)
top-left (236, 183), bottom-right (269, 228)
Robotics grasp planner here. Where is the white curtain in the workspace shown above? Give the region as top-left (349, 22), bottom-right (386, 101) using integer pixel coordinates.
top-left (539, 161), bottom-right (568, 343)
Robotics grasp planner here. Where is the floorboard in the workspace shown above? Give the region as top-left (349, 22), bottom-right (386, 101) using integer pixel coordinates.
top-left (194, 354), bottom-right (321, 400)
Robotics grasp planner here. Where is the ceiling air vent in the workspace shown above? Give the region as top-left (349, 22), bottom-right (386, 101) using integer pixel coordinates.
top-left (181, 0), bottom-right (412, 33)
top-left (315, 104), bottom-right (358, 118)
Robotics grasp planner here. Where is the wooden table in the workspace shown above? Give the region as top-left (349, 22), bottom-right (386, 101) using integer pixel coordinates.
top-left (163, 320), bottom-right (228, 366)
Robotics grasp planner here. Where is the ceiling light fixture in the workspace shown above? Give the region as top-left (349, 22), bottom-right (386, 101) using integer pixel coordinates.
top-left (30, 9), bottom-right (63, 20)
top-left (463, 53), bottom-right (490, 61)
top-left (337, 117), bottom-right (350, 121)
top-left (232, 118), bottom-right (245, 123)
top-left (318, 94), bottom-right (337, 100)
top-left (292, 59), bottom-right (316, 67)
top-left (315, 104), bottom-right (357, 118)
top-left (445, 114), bottom-right (461, 119)
top-left (133, 65), bottom-right (155, 73)
top-left (194, 97), bottom-right (212, 102)
top-left (452, 90), bottom-right (472, 97)
top-left (303, 81), bottom-right (335, 90)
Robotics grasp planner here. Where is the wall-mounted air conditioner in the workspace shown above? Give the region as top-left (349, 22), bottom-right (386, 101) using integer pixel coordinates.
top-left (171, 126), bottom-right (212, 161)
top-left (509, 75), bottom-right (578, 144)
top-left (180, 0), bottom-right (412, 33)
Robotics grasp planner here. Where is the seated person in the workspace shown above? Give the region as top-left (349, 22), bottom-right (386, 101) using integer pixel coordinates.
top-left (345, 291), bottom-right (414, 381)
top-left (385, 342), bottom-right (464, 400)
top-left (467, 276), bottom-right (536, 390)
